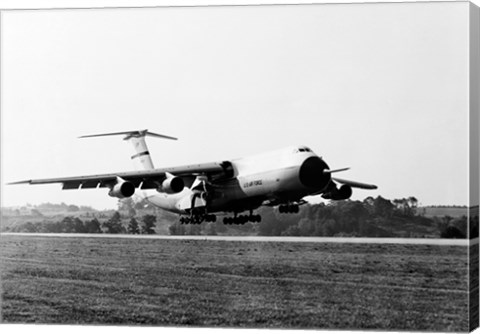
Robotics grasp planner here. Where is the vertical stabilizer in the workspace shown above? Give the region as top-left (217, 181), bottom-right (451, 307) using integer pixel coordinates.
top-left (79, 129), bottom-right (177, 171)
top-left (125, 131), bottom-right (155, 170)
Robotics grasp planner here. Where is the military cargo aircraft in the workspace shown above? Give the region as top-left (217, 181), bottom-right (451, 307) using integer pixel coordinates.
top-left (10, 130), bottom-right (377, 225)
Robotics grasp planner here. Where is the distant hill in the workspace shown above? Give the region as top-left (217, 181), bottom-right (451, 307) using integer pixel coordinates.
top-left (0, 201), bottom-right (174, 234)
top-left (420, 206), bottom-right (469, 218)
top-left (1, 203), bottom-right (114, 232)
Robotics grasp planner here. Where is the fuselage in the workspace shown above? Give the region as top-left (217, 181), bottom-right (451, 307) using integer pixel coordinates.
top-left (144, 146), bottom-right (331, 215)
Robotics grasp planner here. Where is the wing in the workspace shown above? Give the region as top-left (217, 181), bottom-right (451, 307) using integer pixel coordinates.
top-left (9, 161), bottom-right (234, 190)
top-left (332, 177), bottom-right (377, 190)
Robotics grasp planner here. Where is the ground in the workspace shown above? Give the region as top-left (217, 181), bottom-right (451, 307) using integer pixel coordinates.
top-left (0, 235), bottom-right (470, 331)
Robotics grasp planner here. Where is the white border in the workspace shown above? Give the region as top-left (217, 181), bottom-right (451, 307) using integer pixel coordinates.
top-left (0, 1), bottom-right (477, 334)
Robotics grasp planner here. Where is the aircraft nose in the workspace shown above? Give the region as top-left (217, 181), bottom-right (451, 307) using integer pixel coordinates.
top-left (299, 156), bottom-right (331, 189)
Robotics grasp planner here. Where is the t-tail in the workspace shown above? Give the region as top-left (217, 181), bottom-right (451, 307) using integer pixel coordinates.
top-left (79, 129), bottom-right (177, 170)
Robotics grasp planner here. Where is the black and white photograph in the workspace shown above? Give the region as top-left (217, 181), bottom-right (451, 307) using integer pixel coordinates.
top-left (1, 0), bottom-right (479, 332)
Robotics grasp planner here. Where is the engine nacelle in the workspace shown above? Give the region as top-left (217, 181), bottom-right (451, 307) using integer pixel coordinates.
top-left (159, 174), bottom-right (185, 194)
top-left (108, 179), bottom-right (136, 199)
top-left (322, 184), bottom-right (352, 200)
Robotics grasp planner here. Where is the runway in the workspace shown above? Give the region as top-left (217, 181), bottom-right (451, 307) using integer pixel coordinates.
top-left (0, 232), bottom-right (474, 246)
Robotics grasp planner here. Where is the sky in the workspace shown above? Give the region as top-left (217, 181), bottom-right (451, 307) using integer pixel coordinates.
top-left (1, 1), bottom-right (474, 210)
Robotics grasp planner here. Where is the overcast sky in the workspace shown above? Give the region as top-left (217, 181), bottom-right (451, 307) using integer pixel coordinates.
top-left (1, 1), bottom-right (473, 209)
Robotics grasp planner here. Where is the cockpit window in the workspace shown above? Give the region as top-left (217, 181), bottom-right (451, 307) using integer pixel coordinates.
top-left (297, 147), bottom-right (311, 153)
top-left (294, 147), bottom-right (312, 154)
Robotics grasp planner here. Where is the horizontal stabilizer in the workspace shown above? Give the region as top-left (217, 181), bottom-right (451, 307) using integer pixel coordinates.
top-left (332, 177), bottom-right (377, 190)
top-left (79, 129), bottom-right (177, 141)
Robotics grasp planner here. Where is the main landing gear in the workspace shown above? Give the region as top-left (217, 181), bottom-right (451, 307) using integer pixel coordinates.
top-left (180, 213), bottom-right (261, 225)
top-left (180, 214), bottom-right (216, 225)
top-left (223, 214), bottom-right (262, 225)
top-left (278, 203), bottom-right (300, 214)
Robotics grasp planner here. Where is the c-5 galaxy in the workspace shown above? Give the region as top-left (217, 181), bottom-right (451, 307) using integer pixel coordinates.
top-left (11, 130), bottom-right (377, 225)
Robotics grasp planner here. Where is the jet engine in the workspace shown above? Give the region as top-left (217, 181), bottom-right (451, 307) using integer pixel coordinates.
top-left (159, 174), bottom-right (185, 194)
top-left (299, 156), bottom-right (331, 190)
top-left (322, 184), bottom-right (352, 200)
top-left (108, 178), bottom-right (136, 198)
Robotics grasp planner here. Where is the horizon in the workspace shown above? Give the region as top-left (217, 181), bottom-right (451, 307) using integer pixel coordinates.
top-left (1, 198), bottom-right (473, 212)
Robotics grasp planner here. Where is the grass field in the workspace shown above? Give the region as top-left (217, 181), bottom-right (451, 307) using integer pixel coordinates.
top-left (0, 235), bottom-right (470, 331)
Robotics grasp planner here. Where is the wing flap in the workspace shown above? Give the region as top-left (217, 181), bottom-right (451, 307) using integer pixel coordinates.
top-left (62, 181), bottom-right (83, 190)
top-left (80, 180), bottom-right (101, 189)
top-left (140, 179), bottom-right (160, 189)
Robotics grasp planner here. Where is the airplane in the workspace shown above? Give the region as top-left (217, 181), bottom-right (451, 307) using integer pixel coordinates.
top-left (9, 129), bottom-right (377, 225)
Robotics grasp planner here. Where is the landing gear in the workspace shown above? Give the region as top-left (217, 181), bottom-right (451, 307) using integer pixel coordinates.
top-left (204, 214), bottom-right (217, 223)
top-left (180, 214), bottom-right (216, 225)
top-left (223, 214), bottom-right (262, 225)
top-left (279, 203), bottom-right (299, 214)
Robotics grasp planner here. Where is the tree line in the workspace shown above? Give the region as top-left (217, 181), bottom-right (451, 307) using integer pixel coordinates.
top-left (7, 212), bottom-right (157, 235)
top-left (169, 196), bottom-right (476, 239)
top-left (6, 196), bottom-right (478, 238)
